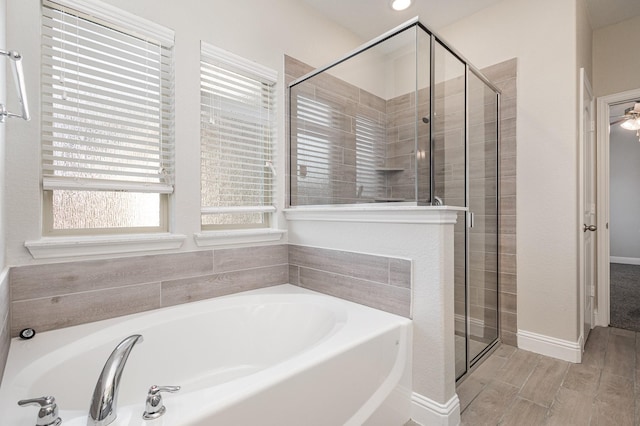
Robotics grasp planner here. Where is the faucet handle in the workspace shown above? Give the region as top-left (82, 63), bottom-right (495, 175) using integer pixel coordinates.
top-left (150, 385), bottom-right (181, 394)
top-left (142, 385), bottom-right (181, 420)
top-left (18, 396), bottom-right (62, 426)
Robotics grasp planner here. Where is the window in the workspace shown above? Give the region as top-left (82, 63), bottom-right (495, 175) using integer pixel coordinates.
top-left (200, 43), bottom-right (276, 229)
top-left (291, 94), bottom-right (334, 205)
top-left (355, 114), bottom-right (385, 200)
top-left (41, 0), bottom-right (175, 235)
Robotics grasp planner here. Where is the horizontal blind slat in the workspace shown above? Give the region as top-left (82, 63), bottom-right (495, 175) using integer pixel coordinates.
top-left (41, 76), bottom-right (168, 112)
top-left (41, 2), bottom-right (175, 193)
top-left (200, 49), bottom-right (275, 213)
top-left (43, 176), bottom-right (173, 193)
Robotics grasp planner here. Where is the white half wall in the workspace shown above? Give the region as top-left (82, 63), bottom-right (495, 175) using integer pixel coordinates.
top-left (286, 206), bottom-right (463, 426)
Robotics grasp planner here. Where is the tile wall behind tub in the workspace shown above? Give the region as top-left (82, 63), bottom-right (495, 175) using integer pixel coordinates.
top-left (289, 245), bottom-right (411, 318)
top-left (9, 245), bottom-right (289, 336)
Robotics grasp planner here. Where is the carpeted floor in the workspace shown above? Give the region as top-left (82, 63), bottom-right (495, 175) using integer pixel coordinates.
top-left (610, 262), bottom-right (640, 332)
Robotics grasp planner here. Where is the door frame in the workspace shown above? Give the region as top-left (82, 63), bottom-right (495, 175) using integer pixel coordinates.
top-left (578, 68), bottom-right (594, 352)
top-left (594, 87), bottom-right (640, 327)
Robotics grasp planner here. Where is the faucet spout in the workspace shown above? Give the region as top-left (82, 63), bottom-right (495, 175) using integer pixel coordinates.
top-left (88, 334), bottom-right (143, 426)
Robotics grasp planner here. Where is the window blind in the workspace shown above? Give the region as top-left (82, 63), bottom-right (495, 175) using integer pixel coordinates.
top-left (200, 42), bottom-right (276, 223)
top-left (292, 94), bottom-right (335, 204)
top-left (355, 114), bottom-right (385, 200)
top-left (41, 0), bottom-right (175, 193)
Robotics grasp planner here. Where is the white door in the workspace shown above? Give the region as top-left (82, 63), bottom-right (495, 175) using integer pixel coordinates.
top-left (579, 68), bottom-right (596, 350)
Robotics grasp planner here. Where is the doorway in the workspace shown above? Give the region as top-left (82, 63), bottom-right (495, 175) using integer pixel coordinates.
top-left (595, 87), bottom-right (640, 329)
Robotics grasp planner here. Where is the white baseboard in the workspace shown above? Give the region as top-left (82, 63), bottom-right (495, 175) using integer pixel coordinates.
top-left (517, 329), bottom-right (582, 363)
top-left (610, 256), bottom-right (640, 265)
top-left (410, 392), bottom-right (460, 426)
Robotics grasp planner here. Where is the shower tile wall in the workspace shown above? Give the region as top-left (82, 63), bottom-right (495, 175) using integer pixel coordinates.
top-left (432, 68), bottom-right (469, 346)
top-left (483, 58), bottom-right (517, 346)
top-left (385, 88), bottom-right (430, 201)
top-left (286, 56), bottom-right (388, 205)
top-left (286, 55), bottom-right (420, 204)
top-left (464, 71), bottom-right (500, 352)
top-left (433, 72), bottom-right (466, 206)
top-left (287, 55), bottom-right (517, 345)
top-left (445, 59), bottom-right (517, 350)
top-left (9, 245), bottom-right (289, 336)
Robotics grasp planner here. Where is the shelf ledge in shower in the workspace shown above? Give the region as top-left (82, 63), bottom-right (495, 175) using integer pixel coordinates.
top-left (284, 205), bottom-right (465, 224)
top-left (374, 198), bottom-right (407, 202)
top-left (374, 167), bottom-right (405, 172)
top-left (24, 233), bottom-right (187, 259)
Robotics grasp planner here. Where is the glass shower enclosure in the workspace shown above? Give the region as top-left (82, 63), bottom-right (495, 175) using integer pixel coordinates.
top-left (288, 18), bottom-right (500, 381)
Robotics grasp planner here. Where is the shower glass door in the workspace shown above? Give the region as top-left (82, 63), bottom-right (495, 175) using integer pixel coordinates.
top-left (432, 41), bottom-right (468, 379)
top-left (467, 70), bottom-right (499, 366)
top-left (445, 57), bottom-right (499, 380)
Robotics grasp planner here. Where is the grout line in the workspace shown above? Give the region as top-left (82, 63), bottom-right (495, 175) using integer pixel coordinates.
top-left (295, 265), bottom-right (405, 290)
top-left (11, 281), bottom-right (163, 303)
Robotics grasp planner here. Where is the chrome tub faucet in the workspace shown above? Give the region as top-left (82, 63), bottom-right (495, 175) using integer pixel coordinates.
top-left (88, 335), bottom-right (143, 426)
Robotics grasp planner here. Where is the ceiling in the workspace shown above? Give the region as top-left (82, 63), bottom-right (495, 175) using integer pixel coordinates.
top-left (585, 0), bottom-right (640, 29)
top-left (302, 0), bottom-right (640, 41)
top-left (301, 0), bottom-right (503, 40)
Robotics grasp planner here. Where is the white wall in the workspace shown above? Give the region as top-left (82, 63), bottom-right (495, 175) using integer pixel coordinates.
top-left (610, 127), bottom-right (640, 261)
top-left (0, 0), bottom-right (6, 271)
top-left (5, 0), bottom-right (365, 266)
top-left (577, 0), bottom-right (592, 81)
top-left (439, 0), bottom-right (582, 344)
top-left (0, 0), bottom-right (9, 383)
top-left (309, 26), bottom-right (421, 101)
top-left (593, 14), bottom-right (640, 97)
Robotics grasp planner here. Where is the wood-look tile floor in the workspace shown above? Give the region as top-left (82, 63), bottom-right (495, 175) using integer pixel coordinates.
top-left (458, 326), bottom-right (637, 425)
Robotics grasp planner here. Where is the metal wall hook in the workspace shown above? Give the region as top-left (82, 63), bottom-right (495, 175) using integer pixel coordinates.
top-left (1, 48), bottom-right (30, 123)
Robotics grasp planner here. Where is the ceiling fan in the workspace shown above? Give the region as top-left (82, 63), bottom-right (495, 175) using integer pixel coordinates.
top-left (610, 102), bottom-right (640, 130)
top-left (610, 102), bottom-right (640, 142)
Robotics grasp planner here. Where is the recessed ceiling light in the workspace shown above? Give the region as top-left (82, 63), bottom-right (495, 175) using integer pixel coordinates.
top-left (391, 0), bottom-right (412, 11)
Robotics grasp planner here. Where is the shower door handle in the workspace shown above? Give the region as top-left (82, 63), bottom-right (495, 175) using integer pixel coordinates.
top-left (467, 212), bottom-right (475, 229)
top-left (583, 224), bottom-right (597, 232)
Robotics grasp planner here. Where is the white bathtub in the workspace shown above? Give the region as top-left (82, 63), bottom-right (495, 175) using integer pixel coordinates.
top-left (0, 284), bottom-right (412, 425)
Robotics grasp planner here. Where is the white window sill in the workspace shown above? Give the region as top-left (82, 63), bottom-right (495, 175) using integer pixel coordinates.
top-left (25, 233), bottom-right (187, 259)
top-left (194, 228), bottom-right (287, 247)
